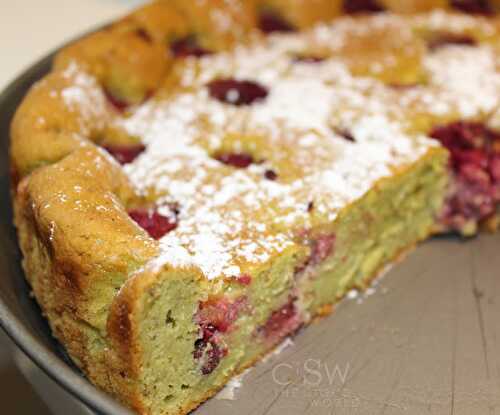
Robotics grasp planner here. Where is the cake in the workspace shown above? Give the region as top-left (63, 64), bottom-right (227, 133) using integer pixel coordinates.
top-left (9, 1), bottom-right (500, 414)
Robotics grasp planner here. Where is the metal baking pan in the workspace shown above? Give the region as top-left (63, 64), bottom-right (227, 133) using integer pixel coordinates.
top-left (1, 49), bottom-right (499, 415)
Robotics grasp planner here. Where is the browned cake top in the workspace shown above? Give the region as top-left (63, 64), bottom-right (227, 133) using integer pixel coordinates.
top-left (13, 6), bottom-right (500, 281)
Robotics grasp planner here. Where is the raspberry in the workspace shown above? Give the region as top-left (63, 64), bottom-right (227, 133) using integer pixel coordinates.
top-left (264, 169), bottom-right (278, 180)
top-left (128, 207), bottom-right (178, 239)
top-left (451, 148), bottom-right (488, 170)
top-left (293, 55), bottom-right (326, 64)
top-left (450, 0), bottom-right (492, 14)
top-left (208, 79), bottom-right (268, 106)
top-left (170, 36), bottom-right (212, 58)
top-left (258, 11), bottom-right (296, 33)
top-left (489, 155), bottom-right (500, 182)
top-left (430, 121), bottom-right (500, 232)
top-left (103, 144), bottom-right (146, 165)
top-left (236, 274), bottom-right (252, 285)
top-left (427, 33), bottom-right (476, 51)
top-left (200, 343), bottom-right (226, 375)
top-left (294, 232), bottom-right (336, 275)
top-left (431, 121), bottom-right (490, 149)
top-left (216, 152), bottom-right (254, 168)
top-left (459, 163), bottom-right (491, 189)
top-left (310, 234), bottom-right (336, 265)
top-left (193, 334), bottom-right (227, 375)
top-left (259, 297), bottom-right (301, 341)
top-left (196, 296), bottom-right (247, 333)
top-left (193, 296), bottom-right (247, 374)
top-left (343, 0), bottom-right (385, 13)
top-left (104, 89), bottom-right (130, 112)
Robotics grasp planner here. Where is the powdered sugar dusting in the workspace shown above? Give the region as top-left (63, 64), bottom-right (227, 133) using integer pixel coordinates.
top-left (119, 40), bottom-right (433, 280)
top-left (60, 62), bottom-right (108, 132)
top-left (56, 12), bottom-right (500, 281)
top-left (423, 46), bottom-right (500, 118)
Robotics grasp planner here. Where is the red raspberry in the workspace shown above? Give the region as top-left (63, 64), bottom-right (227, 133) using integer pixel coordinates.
top-left (128, 207), bottom-right (178, 239)
top-left (343, 0), bottom-right (385, 13)
top-left (310, 234), bottom-right (336, 265)
top-left (103, 144), bottom-right (146, 165)
top-left (427, 33), bottom-right (476, 51)
top-left (450, 0), bottom-right (493, 14)
top-left (258, 11), bottom-right (296, 33)
top-left (193, 296), bottom-right (247, 374)
top-left (104, 89), bottom-right (130, 112)
top-left (259, 297), bottom-right (301, 341)
top-left (208, 79), bottom-right (268, 106)
top-left (170, 36), bottom-right (212, 58)
top-left (216, 152), bottom-right (254, 168)
top-left (196, 296), bottom-right (247, 333)
top-left (489, 155), bottom-right (500, 182)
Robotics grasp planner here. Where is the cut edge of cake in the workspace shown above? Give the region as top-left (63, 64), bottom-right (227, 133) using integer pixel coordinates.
top-left (105, 146), bottom-right (448, 414)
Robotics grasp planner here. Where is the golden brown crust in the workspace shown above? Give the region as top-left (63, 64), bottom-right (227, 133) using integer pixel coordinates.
top-left (9, 2), bottom-right (263, 412)
top-left (16, 146), bottom-right (156, 317)
top-left (11, 70), bottom-right (92, 177)
top-left (12, 146), bottom-right (158, 399)
top-left (106, 270), bottom-right (151, 413)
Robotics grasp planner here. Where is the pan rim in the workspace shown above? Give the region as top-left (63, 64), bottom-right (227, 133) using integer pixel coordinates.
top-left (0, 33), bottom-right (135, 415)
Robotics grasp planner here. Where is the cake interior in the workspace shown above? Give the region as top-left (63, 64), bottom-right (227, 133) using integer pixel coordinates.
top-left (115, 148), bottom-right (447, 414)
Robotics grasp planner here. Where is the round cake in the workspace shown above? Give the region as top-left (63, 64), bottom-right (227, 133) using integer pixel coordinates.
top-left (9, 1), bottom-right (500, 414)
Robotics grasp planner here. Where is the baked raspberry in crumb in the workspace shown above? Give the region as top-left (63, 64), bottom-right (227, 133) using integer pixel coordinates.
top-left (294, 233), bottom-right (336, 274)
top-left (427, 33), bottom-right (476, 51)
top-left (258, 297), bottom-right (302, 342)
top-left (258, 11), bottom-right (296, 33)
top-left (431, 121), bottom-right (500, 233)
top-left (193, 334), bottom-right (227, 375)
top-left (196, 296), bottom-right (247, 333)
top-left (104, 89), bottom-right (130, 112)
top-left (215, 152), bottom-right (254, 168)
top-left (103, 144), bottom-right (146, 165)
top-left (293, 55), bottom-right (326, 64)
top-left (236, 274), bottom-right (252, 285)
top-left (450, 0), bottom-right (492, 14)
top-left (310, 234), bottom-right (336, 265)
top-left (264, 169), bottom-right (278, 180)
top-left (170, 36), bottom-right (212, 58)
top-left (193, 297), bottom-right (247, 374)
top-left (128, 207), bottom-right (178, 239)
top-left (343, 0), bottom-right (385, 14)
top-left (208, 79), bottom-right (269, 106)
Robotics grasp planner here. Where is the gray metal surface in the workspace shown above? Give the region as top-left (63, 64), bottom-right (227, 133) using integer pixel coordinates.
top-left (1, 50), bottom-right (499, 415)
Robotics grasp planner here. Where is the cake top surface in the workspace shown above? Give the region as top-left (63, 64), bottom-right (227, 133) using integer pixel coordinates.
top-left (53, 10), bottom-right (500, 280)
